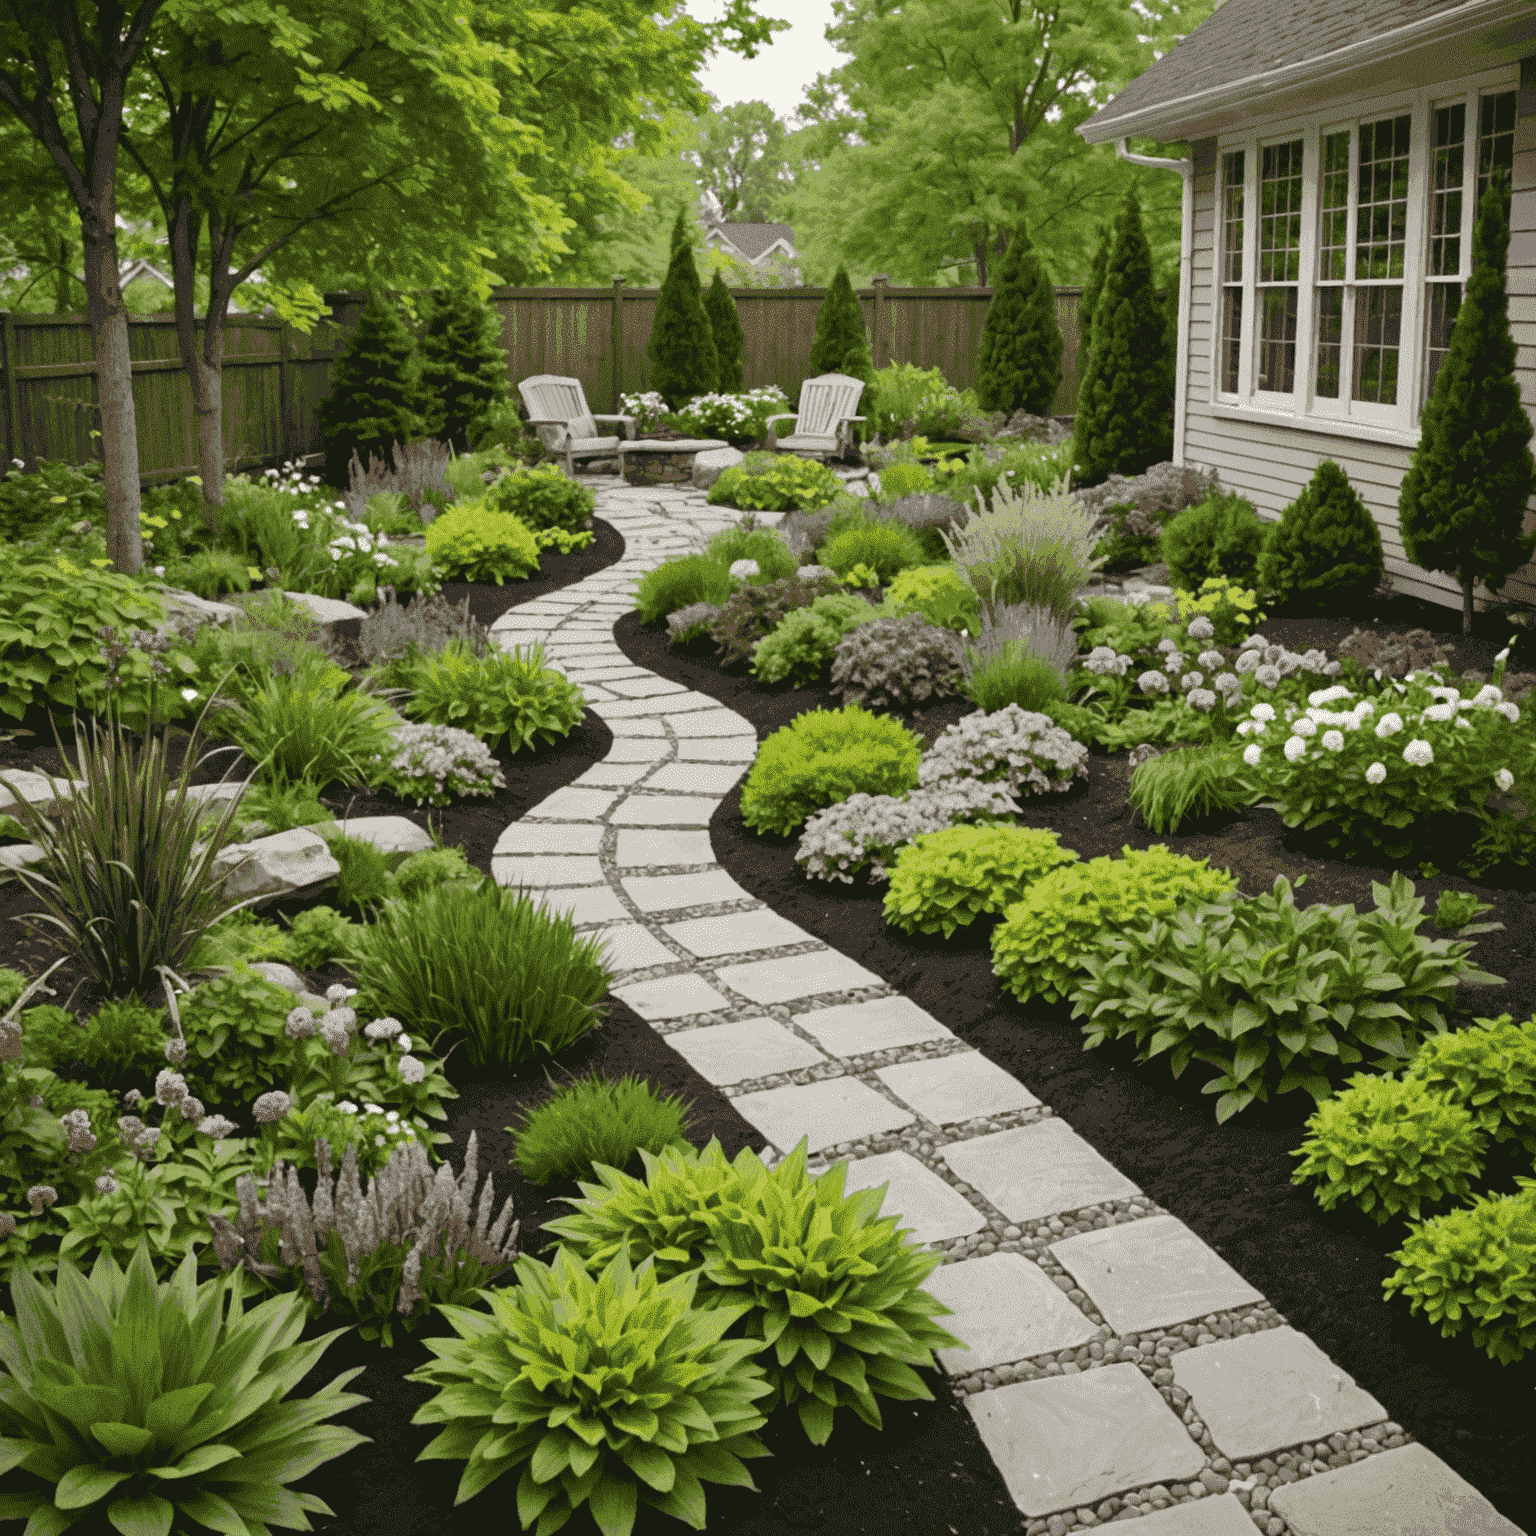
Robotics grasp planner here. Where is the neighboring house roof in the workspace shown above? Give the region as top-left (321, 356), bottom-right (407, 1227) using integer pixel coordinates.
top-left (119, 258), bottom-right (174, 290)
top-left (1078, 0), bottom-right (1532, 142)
top-left (703, 222), bottom-right (797, 264)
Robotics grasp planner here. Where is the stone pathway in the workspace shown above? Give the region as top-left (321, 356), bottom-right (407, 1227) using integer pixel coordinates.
top-left (487, 476), bottom-right (1525, 1536)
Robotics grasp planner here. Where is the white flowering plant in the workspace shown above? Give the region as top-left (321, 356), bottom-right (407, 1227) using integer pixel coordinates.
top-left (618, 390), bottom-right (673, 434)
top-left (365, 720), bottom-right (507, 806)
top-left (676, 385), bottom-right (791, 445)
top-left (1239, 660), bottom-right (1528, 857)
top-left (919, 704), bottom-right (1090, 799)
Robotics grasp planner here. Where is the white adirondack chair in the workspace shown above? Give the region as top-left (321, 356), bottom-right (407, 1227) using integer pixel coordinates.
top-left (517, 374), bottom-right (635, 475)
top-left (766, 373), bottom-right (867, 461)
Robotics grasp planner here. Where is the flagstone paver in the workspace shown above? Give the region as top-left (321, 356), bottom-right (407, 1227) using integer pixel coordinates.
top-left (485, 476), bottom-right (1525, 1536)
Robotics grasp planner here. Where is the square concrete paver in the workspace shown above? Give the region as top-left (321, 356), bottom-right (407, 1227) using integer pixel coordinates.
top-left (586, 923), bottom-right (680, 973)
top-left (614, 830), bottom-right (714, 866)
top-left (606, 716), bottom-right (667, 738)
top-left (792, 996), bottom-right (953, 1055)
top-left (525, 785), bottom-right (622, 822)
top-left (877, 1052), bottom-right (1041, 1124)
top-left (662, 909), bottom-right (812, 959)
top-left (645, 762), bottom-right (748, 795)
top-left (667, 1018), bottom-right (826, 1084)
top-left (834, 1151), bottom-right (987, 1246)
top-left (923, 1253), bottom-right (1098, 1373)
top-left (1267, 1444), bottom-right (1526, 1536)
top-left (602, 676), bottom-right (691, 698)
top-left (1050, 1216), bottom-right (1263, 1335)
top-left (715, 950), bottom-right (881, 1005)
top-left (611, 973), bottom-right (729, 1021)
top-left (516, 885), bottom-right (630, 928)
top-left (622, 870), bottom-right (754, 913)
top-left (1118, 1496), bottom-right (1258, 1534)
top-left (609, 795), bottom-right (715, 827)
top-left (490, 855), bottom-right (605, 888)
top-left (492, 823), bottom-right (604, 857)
top-left (942, 1119), bottom-right (1141, 1224)
top-left (732, 1077), bottom-right (914, 1153)
top-left (1172, 1327), bottom-right (1387, 1461)
top-left (966, 1364), bottom-right (1205, 1518)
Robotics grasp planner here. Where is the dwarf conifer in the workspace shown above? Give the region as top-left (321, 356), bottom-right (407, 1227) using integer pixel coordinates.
top-left (808, 266), bottom-right (873, 384)
top-left (417, 281), bottom-right (510, 453)
top-left (705, 271), bottom-right (745, 393)
top-left (647, 212), bottom-right (718, 408)
top-left (975, 219), bottom-right (1063, 417)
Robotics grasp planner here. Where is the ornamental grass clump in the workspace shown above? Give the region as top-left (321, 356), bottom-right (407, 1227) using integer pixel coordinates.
top-left (883, 825), bottom-right (1078, 937)
top-left (543, 1139), bottom-right (961, 1445)
top-left (510, 1073), bottom-right (693, 1185)
top-left (634, 553), bottom-right (737, 623)
top-left (1128, 744), bottom-right (1256, 833)
top-left (819, 520), bottom-right (929, 584)
top-left (703, 523), bottom-right (798, 583)
top-left (1291, 1073), bottom-right (1487, 1224)
top-left (409, 1248), bottom-right (773, 1531)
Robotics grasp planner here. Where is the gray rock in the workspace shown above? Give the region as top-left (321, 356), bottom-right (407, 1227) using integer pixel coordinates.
top-left (797, 565), bottom-right (837, 583)
top-left (154, 588), bottom-right (245, 632)
top-left (212, 828), bottom-right (340, 904)
top-left (0, 842), bottom-right (47, 873)
top-left (727, 558), bottom-right (759, 580)
top-left (246, 961), bottom-right (308, 996)
top-left (0, 771), bottom-right (82, 816)
top-left (691, 445), bottom-right (745, 490)
top-left (173, 782), bottom-right (249, 812)
top-left (280, 590), bottom-right (369, 632)
top-left (995, 411), bottom-right (1073, 445)
top-left (303, 815), bottom-right (435, 857)
top-left (1071, 461), bottom-right (1220, 527)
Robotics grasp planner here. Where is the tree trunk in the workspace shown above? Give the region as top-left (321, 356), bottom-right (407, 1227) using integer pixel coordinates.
top-left (1463, 574), bottom-right (1475, 636)
top-left (975, 236), bottom-right (989, 288)
top-left (168, 195), bottom-right (228, 525)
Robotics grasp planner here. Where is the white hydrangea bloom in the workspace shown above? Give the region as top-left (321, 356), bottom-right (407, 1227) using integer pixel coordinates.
top-left (1496, 768), bottom-right (1515, 792)
top-left (1284, 736), bottom-right (1307, 763)
top-left (1293, 716), bottom-right (1318, 738)
top-left (1185, 615), bottom-right (1216, 640)
top-left (1138, 670), bottom-right (1171, 695)
top-left (1254, 664), bottom-right (1281, 689)
top-left (1375, 713), bottom-right (1405, 738)
top-left (1180, 671), bottom-right (1204, 691)
top-left (1250, 703), bottom-right (1276, 723)
top-left (1402, 739), bottom-right (1434, 767)
top-left (1308, 685), bottom-right (1354, 707)
top-left (1242, 743), bottom-right (1262, 767)
top-left (1198, 649), bottom-right (1225, 671)
top-left (1497, 702), bottom-right (1521, 723)
top-left (1187, 688), bottom-right (1218, 711)
top-left (1321, 730), bottom-right (1345, 751)
top-left (1421, 702), bottom-right (1456, 723)
top-left (1365, 762), bottom-right (1387, 785)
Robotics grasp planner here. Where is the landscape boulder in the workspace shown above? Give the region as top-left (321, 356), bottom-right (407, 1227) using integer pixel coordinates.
top-left (1070, 461), bottom-right (1220, 528)
top-left (0, 771), bottom-right (82, 816)
top-left (692, 445), bottom-right (745, 490)
top-left (303, 815), bottom-right (435, 857)
top-left (212, 827), bottom-right (340, 904)
top-left (281, 590), bottom-right (368, 640)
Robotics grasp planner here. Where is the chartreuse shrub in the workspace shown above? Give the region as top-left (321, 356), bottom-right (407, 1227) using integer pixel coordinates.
top-left (281, 905), bottom-right (364, 970)
top-left (1128, 745), bottom-right (1256, 834)
top-left (1383, 1183), bottom-right (1536, 1363)
top-left (819, 520), bottom-right (928, 584)
top-left (485, 461), bottom-right (595, 534)
top-left (409, 1249), bottom-right (773, 1530)
top-left (635, 553), bottom-right (736, 623)
top-left (423, 498), bottom-right (540, 583)
top-left (707, 452), bottom-right (843, 513)
top-left (401, 639), bottom-right (586, 754)
top-left (992, 845), bottom-right (1236, 1005)
top-left (704, 524), bottom-right (798, 583)
top-left (1404, 1013), bottom-right (1536, 1153)
top-left (750, 592), bottom-right (882, 687)
top-left (885, 563), bottom-right (980, 635)
top-left (19, 994), bottom-right (165, 1087)
top-left (1291, 1073), bottom-right (1487, 1224)
top-left (884, 825), bottom-right (1078, 937)
top-left (543, 1139), bottom-right (959, 1446)
top-left (741, 706), bottom-right (922, 836)
top-left (510, 1074), bottom-right (693, 1185)
top-left (1072, 874), bottom-right (1486, 1122)
top-left (0, 1242), bottom-right (366, 1535)
top-left (1160, 491), bottom-right (1265, 591)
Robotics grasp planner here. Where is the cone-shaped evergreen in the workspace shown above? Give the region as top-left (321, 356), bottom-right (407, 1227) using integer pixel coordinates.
top-left (1256, 458), bottom-right (1384, 611)
top-left (705, 271), bottom-right (745, 394)
top-left (1400, 167), bottom-right (1535, 633)
top-left (1073, 193), bottom-right (1173, 484)
top-left (316, 291), bottom-right (430, 486)
top-left (1078, 220), bottom-right (1112, 381)
top-left (647, 222), bottom-right (718, 410)
top-left (808, 266), bottom-right (873, 383)
top-left (975, 220), bottom-right (1063, 417)
top-left (416, 281), bottom-right (510, 453)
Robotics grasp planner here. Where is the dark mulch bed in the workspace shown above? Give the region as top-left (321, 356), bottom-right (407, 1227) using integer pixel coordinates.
top-left (614, 597), bottom-right (1536, 1525)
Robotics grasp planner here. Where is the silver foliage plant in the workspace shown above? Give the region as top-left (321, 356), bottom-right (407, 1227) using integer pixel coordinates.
top-left (830, 613), bottom-right (965, 711)
top-left (366, 721), bottom-right (506, 806)
top-left (920, 704), bottom-right (1089, 798)
top-left (963, 600), bottom-right (1079, 683)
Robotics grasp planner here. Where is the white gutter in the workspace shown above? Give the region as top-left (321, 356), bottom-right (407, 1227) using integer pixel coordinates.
top-left (1081, 0), bottom-right (1532, 144)
top-left (1116, 138), bottom-right (1193, 469)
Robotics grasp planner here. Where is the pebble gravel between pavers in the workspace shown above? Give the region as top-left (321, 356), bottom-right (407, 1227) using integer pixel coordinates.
top-left (489, 477), bottom-right (1526, 1536)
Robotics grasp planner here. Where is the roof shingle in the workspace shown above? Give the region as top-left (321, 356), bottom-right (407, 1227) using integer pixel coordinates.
top-left (705, 222), bottom-right (796, 262)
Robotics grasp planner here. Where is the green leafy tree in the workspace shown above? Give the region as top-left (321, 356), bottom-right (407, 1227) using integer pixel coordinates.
top-left (1073, 188), bottom-right (1173, 484)
top-left (316, 291), bottom-right (430, 487)
top-left (689, 96), bottom-right (791, 220)
top-left (647, 211), bottom-right (717, 406)
top-left (0, 119), bottom-right (86, 313)
top-left (1257, 459), bottom-right (1384, 611)
top-left (975, 218), bottom-right (1062, 415)
top-left (808, 265), bottom-right (873, 382)
top-left (1400, 167), bottom-right (1536, 633)
top-left (704, 270), bottom-right (746, 392)
top-left (418, 280), bottom-right (511, 452)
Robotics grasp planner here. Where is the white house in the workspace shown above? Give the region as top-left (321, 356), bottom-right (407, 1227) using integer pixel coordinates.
top-left (1078, 0), bottom-right (1535, 611)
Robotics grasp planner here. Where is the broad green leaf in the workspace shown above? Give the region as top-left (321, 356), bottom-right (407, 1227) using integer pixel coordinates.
top-left (91, 1422), bottom-right (156, 1456)
top-left (105, 1493), bottom-right (174, 1536)
top-left (54, 1466), bottom-right (131, 1511)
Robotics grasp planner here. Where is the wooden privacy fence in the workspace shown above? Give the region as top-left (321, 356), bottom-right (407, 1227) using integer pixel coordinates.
top-left (1, 281), bottom-right (1090, 482)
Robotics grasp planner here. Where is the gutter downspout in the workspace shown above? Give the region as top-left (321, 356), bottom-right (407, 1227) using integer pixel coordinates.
top-left (1116, 137), bottom-right (1193, 467)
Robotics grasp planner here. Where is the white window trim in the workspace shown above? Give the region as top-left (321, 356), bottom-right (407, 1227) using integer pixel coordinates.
top-left (1210, 64), bottom-right (1518, 443)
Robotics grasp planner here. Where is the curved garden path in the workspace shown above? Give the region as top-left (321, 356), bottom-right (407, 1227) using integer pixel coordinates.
top-left (486, 475), bottom-right (1522, 1536)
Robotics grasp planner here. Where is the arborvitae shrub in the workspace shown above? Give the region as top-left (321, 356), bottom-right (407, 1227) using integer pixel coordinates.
top-left (704, 271), bottom-right (745, 393)
top-left (1256, 459), bottom-right (1383, 610)
top-left (1078, 219), bottom-right (1112, 382)
top-left (416, 281), bottom-right (510, 452)
top-left (808, 266), bottom-right (873, 384)
top-left (1160, 491), bottom-right (1265, 590)
top-left (975, 220), bottom-right (1063, 417)
top-left (647, 212), bottom-right (718, 408)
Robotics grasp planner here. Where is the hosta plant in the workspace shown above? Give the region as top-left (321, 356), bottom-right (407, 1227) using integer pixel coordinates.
top-left (408, 1248), bottom-right (773, 1532)
top-left (544, 1139), bottom-right (961, 1445)
top-left (401, 640), bottom-right (585, 755)
top-left (1071, 874), bottom-right (1496, 1122)
top-left (0, 1242), bottom-right (367, 1533)
top-left (1291, 1072), bottom-right (1487, 1224)
top-left (1404, 1014), bottom-right (1536, 1154)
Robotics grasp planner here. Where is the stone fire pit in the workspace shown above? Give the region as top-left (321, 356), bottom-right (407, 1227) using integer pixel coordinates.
top-left (618, 437), bottom-right (728, 487)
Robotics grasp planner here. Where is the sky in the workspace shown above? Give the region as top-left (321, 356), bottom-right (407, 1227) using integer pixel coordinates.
top-left (690, 0), bottom-right (844, 118)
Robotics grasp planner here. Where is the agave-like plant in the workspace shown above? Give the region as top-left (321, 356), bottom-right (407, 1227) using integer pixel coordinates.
top-left (0, 1240), bottom-right (368, 1533)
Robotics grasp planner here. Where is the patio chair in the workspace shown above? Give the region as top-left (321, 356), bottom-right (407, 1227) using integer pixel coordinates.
top-left (517, 374), bottom-right (635, 475)
top-left (766, 373), bottom-right (867, 461)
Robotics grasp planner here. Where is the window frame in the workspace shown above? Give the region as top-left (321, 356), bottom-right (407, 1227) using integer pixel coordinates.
top-left (1209, 64), bottom-right (1518, 442)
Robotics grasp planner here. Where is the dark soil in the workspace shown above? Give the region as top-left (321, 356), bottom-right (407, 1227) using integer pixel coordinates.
top-left (614, 597), bottom-right (1536, 1526)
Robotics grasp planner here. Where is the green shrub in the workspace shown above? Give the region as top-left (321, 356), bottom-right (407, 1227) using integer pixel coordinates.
top-left (707, 452), bottom-right (843, 513)
top-left (992, 844), bottom-right (1236, 1004)
top-left (741, 705), bottom-right (922, 836)
top-left (350, 881), bottom-right (611, 1070)
top-left (749, 592), bottom-right (881, 686)
top-left (703, 523), bottom-right (799, 582)
top-left (325, 830), bottom-right (394, 913)
top-left (484, 461), bottom-right (595, 533)
top-left (634, 553), bottom-right (737, 623)
top-left (961, 641), bottom-right (1070, 714)
top-left (820, 520), bottom-right (928, 583)
top-left (1256, 459), bottom-right (1384, 610)
top-left (830, 613), bottom-right (965, 711)
top-left (1405, 1014), bottom-right (1536, 1154)
top-left (229, 778), bottom-right (329, 835)
top-left (0, 1243), bottom-right (367, 1534)
top-left (391, 844), bottom-right (476, 901)
top-left (865, 363), bottom-right (970, 441)
top-left (1073, 874), bottom-right (1478, 1121)
top-left (1292, 1073), bottom-right (1487, 1224)
top-left (179, 965), bottom-right (297, 1108)
top-left (1160, 491), bottom-right (1266, 591)
top-left (401, 639), bottom-right (585, 754)
top-left (648, 212), bottom-right (719, 407)
top-left (974, 219), bottom-right (1063, 417)
top-left (705, 271), bottom-right (746, 391)
top-left (416, 280), bottom-right (512, 452)
top-left (1128, 745), bottom-right (1255, 833)
top-left (176, 547), bottom-right (254, 599)
top-left (409, 1248), bottom-right (773, 1527)
top-left (808, 265), bottom-right (874, 385)
top-left (1432, 888), bottom-right (1494, 933)
top-left (358, 588), bottom-right (489, 683)
top-left (543, 1139), bottom-right (959, 1445)
top-left (423, 498), bottom-right (540, 584)
top-left (281, 905), bottom-right (364, 970)
top-left (884, 825), bottom-right (1078, 937)
top-left (885, 564), bottom-right (980, 634)
top-left (707, 570), bottom-right (842, 666)
top-left (0, 457), bottom-right (105, 547)
top-left (19, 995), bottom-right (165, 1085)
top-left (1384, 1184), bottom-right (1536, 1364)
top-left (510, 1074), bottom-right (693, 1185)
top-left (941, 439), bottom-right (1077, 505)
